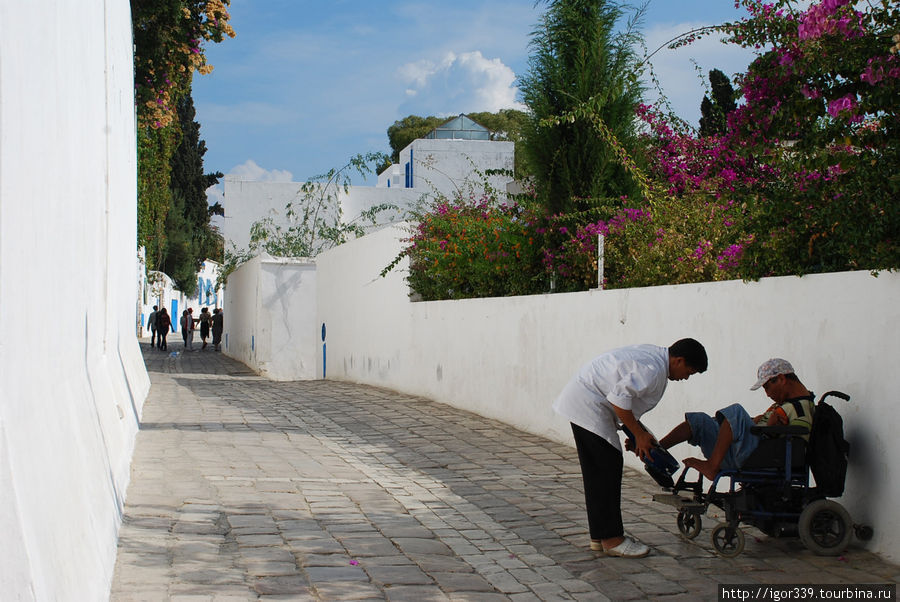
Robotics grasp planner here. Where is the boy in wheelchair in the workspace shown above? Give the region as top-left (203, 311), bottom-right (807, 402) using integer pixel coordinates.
top-left (658, 358), bottom-right (814, 479)
top-left (652, 359), bottom-right (865, 557)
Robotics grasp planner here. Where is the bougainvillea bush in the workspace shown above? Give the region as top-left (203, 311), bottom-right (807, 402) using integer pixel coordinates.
top-left (393, 196), bottom-right (547, 301)
top-left (717, 0), bottom-right (899, 277)
top-left (393, 0), bottom-right (899, 300)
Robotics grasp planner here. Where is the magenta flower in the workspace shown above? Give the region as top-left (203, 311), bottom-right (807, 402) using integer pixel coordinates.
top-left (827, 94), bottom-right (860, 122)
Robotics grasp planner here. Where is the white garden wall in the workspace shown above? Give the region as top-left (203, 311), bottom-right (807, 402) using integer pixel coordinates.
top-left (315, 223), bottom-right (900, 562)
top-left (0, 1), bottom-right (150, 600)
top-left (223, 255), bottom-right (318, 380)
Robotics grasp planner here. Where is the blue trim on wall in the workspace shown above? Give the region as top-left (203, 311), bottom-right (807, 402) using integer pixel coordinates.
top-left (321, 322), bottom-right (327, 379)
top-left (170, 299), bottom-right (178, 332)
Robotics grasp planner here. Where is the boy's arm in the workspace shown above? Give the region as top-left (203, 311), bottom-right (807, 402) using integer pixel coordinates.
top-left (765, 406), bottom-right (789, 426)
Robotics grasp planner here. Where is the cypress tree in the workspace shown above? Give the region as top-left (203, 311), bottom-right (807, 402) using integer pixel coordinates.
top-left (518, 0), bottom-right (645, 216)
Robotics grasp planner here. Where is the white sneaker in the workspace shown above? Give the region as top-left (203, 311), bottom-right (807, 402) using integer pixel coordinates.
top-left (604, 537), bottom-right (650, 558)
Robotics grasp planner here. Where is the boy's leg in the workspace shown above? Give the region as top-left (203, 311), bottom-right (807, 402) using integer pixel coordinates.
top-left (659, 421), bottom-right (692, 450)
top-left (684, 420), bottom-right (734, 479)
top-left (683, 403), bottom-right (758, 479)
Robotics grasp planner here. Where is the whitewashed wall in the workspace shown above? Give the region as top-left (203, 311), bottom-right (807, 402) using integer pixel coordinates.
top-left (223, 139), bottom-right (514, 254)
top-left (391, 138), bottom-right (515, 195)
top-left (315, 223), bottom-right (900, 562)
top-left (0, 1), bottom-right (150, 600)
top-left (223, 255), bottom-right (318, 380)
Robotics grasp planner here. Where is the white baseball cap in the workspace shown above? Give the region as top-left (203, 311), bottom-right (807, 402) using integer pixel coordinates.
top-left (750, 358), bottom-right (795, 390)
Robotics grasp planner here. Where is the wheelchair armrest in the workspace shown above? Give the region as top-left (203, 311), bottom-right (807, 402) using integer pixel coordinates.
top-left (750, 425), bottom-right (809, 437)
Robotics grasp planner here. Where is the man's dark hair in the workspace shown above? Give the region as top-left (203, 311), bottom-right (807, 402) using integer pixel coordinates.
top-left (669, 338), bottom-right (708, 372)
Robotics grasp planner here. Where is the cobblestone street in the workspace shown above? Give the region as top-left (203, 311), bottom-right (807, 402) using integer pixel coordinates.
top-left (111, 342), bottom-right (899, 600)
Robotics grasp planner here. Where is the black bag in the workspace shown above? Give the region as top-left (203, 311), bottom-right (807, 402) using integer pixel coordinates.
top-left (807, 397), bottom-right (849, 497)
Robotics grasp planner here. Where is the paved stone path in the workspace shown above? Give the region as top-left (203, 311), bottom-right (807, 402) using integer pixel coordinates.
top-left (111, 341), bottom-right (898, 601)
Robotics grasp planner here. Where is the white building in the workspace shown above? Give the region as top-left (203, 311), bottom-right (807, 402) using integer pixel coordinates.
top-left (0, 1), bottom-right (150, 598)
top-left (223, 115), bottom-right (515, 254)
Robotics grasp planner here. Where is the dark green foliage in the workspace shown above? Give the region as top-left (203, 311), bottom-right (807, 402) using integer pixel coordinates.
top-left (386, 115), bottom-right (445, 163)
top-left (518, 0), bottom-right (646, 216)
top-left (699, 68), bottom-right (736, 136)
top-left (160, 90), bottom-right (223, 294)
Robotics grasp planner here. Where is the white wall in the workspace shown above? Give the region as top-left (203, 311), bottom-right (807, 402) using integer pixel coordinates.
top-left (223, 139), bottom-right (515, 255)
top-left (315, 223), bottom-right (900, 562)
top-left (223, 177), bottom-right (307, 252)
top-left (395, 138), bottom-right (515, 196)
top-left (223, 255), bottom-right (318, 380)
top-left (0, 1), bottom-right (150, 600)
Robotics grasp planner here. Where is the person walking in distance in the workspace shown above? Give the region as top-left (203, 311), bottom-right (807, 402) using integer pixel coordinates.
top-left (147, 305), bottom-right (158, 349)
top-left (186, 308), bottom-right (195, 350)
top-left (180, 310), bottom-right (189, 349)
top-left (156, 308), bottom-right (171, 350)
top-left (199, 307), bottom-right (211, 350)
top-left (211, 308), bottom-right (224, 352)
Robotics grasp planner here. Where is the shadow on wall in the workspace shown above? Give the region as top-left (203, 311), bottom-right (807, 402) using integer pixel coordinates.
top-left (844, 423), bottom-right (881, 527)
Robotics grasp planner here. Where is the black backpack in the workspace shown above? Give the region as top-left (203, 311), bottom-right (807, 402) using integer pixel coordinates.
top-left (807, 392), bottom-right (850, 497)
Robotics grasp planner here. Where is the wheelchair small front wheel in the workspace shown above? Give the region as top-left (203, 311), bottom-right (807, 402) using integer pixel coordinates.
top-left (711, 523), bottom-right (745, 557)
top-left (799, 499), bottom-right (852, 556)
top-left (677, 509), bottom-right (702, 539)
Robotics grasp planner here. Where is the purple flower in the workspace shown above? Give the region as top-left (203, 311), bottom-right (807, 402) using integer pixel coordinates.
top-left (827, 94), bottom-right (859, 121)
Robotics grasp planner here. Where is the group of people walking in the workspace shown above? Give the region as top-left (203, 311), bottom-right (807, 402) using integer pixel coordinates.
top-left (147, 305), bottom-right (223, 352)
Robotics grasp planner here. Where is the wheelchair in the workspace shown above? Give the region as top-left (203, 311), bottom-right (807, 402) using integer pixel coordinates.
top-left (652, 391), bottom-right (873, 557)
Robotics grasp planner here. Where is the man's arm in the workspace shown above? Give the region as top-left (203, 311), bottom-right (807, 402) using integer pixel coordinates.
top-left (612, 405), bottom-right (655, 460)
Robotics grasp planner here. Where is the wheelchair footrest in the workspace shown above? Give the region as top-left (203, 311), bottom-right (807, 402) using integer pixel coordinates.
top-left (653, 493), bottom-right (704, 510)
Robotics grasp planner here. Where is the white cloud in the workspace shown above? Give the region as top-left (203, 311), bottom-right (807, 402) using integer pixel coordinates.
top-left (227, 159), bottom-right (294, 182)
top-left (396, 50), bottom-right (527, 116)
top-left (206, 183), bottom-right (225, 206)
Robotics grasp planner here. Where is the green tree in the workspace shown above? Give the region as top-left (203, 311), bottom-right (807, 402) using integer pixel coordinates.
top-left (386, 115), bottom-right (445, 164)
top-left (161, 90), bottom-right (223, 294)
top-left (518, 0), bottom-right (646, 217)
top-left (698, 68), bottom-right (737, 136)
top-left (132, 0), bottom-right (234, 281)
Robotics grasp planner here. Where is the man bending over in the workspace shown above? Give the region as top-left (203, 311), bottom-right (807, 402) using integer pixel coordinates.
top-left (658, 358), bottom-right (814, 480)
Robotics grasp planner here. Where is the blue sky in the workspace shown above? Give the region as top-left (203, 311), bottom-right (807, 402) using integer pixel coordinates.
top-left (193, 0), bottom-right (761, 197)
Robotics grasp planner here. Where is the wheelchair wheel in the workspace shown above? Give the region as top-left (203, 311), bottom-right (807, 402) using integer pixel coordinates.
top-left (799, 499), bottom-right (852, 556)
top-left (677, 509), bottom-right (702, 539)
top-left (711, 523), bottom-right (745, 557)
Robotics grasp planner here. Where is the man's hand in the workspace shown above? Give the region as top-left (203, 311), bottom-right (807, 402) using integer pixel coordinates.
top-left (632, 428), bottom-right (655, 461)
top-left (612, 405), bottom-right (656, 460)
